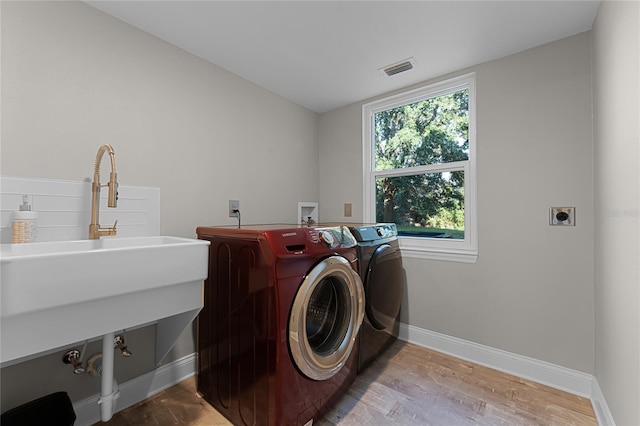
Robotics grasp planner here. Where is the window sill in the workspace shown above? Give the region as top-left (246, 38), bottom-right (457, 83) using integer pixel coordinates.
top-left (398, 238), bottom-right (478, 263)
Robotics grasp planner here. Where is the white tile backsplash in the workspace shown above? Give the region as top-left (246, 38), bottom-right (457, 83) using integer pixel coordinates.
top-left (0, 177), bottom-right (160, 243)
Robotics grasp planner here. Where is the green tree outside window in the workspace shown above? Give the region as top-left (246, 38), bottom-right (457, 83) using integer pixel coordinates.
top-left (374, 90), bottom-right (469, 239)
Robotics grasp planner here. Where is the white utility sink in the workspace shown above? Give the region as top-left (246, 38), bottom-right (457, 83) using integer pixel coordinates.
top-left (0, 236), bottom-right (210, 365)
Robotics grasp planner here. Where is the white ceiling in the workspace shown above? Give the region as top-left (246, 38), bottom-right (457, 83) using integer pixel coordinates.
top-left (86, 1), bottom-right (600, 113)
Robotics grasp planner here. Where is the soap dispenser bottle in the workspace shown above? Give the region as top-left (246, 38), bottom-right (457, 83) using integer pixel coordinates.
top-left (12, 195), bottom-right (38, 243)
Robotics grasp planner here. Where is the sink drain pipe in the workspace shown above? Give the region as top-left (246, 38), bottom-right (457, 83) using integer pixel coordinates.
top-left (99, 332), bottom-right (119, 422)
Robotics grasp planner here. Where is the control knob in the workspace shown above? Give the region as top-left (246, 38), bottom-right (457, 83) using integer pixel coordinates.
top-left (376, 227), bottom-right (388, 238)
top-left (319, 230), bottom-right (336, 248)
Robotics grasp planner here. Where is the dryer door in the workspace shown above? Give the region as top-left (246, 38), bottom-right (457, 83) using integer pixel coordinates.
top-left (364, 244), bottom-right (403, 332)
top-left (289, 256), bottom-right (364, 381)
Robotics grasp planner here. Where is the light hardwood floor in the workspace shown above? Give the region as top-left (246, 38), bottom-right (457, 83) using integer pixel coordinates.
top-left (102, 340), bottom-right (596, 425)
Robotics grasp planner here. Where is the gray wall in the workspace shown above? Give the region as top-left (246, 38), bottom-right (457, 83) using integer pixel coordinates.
top-left (319, 33), bottom-right (595, 374)
top-left (593, 1), bottom-right (640, 425)
top-left (1, 0), bottom-right (318, 411)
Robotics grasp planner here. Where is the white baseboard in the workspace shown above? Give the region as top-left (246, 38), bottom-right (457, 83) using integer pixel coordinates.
top-left (399, 323), bottom-right (615, 426)
top-left (591, 378), bottom-right (617, 426)
top-left (73, 354), bottom-right (196, 426)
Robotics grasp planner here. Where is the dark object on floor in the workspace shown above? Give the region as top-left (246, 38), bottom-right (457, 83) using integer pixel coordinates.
top-left (1, 391), bottom-right (76, 426)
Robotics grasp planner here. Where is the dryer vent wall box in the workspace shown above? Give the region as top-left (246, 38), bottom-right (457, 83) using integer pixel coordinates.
top-left (298, 202), bottom-right (318, 225)
top-left (550, 207), bottom-right (575, 226)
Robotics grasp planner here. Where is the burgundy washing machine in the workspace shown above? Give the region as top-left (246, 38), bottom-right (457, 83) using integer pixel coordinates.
top-left (347, 223), bottom-right (403, 373)
top-left (196, 224), bottom-right (364, 426)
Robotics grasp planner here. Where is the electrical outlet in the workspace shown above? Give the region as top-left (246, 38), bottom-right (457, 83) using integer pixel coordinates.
top-left (229, 200), bottom-right (239, 217)
top-left (344, 203), bottom-right (352, 217)
top-left (550, 207), bottom-right (575, 226)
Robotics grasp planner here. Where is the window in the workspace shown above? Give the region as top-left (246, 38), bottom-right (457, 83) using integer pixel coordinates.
top-left (363, 73), bottom-right (477, 262)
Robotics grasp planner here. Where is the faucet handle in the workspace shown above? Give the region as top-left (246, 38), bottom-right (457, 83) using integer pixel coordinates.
top-left (108, 220), bottom-right (118, 235)
top-left (114, 335), bottom-right (132, 357)
top-left (63, 349), bottom-right (85, 374)
top-left (98, 220), bottom-right (118, 237)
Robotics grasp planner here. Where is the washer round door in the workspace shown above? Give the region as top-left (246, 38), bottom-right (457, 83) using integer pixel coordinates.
top-left (289, 255), bottom-right (365, 381)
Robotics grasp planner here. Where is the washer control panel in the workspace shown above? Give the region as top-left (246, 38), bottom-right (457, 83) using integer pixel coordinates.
top-left (315, 226), bottom-right (357, 249)
top-left (352, 223), bottom-right (398, 242)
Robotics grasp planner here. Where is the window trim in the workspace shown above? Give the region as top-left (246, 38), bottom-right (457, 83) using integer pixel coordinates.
top-left (362, 73), bottom-right (477, 263)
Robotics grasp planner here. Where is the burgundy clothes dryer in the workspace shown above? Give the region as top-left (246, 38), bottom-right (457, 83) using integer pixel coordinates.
top-left (196, 224), bottom-right (364, 426)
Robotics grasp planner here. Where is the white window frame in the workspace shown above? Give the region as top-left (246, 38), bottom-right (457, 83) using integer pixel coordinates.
top-left (362, 73), bottom-right (477, 263)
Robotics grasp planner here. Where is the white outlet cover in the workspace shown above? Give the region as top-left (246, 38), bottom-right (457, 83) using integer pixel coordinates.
top-left (229, 199), bottom-right (240, 217)
top-left (550, 207), bottom-right (575, 226)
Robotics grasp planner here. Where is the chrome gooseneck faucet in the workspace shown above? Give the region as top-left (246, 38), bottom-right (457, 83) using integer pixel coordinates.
top-left (89, 144), bottom-right (118, 239)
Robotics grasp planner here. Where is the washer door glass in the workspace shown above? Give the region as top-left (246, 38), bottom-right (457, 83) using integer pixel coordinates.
top-left (289, 256), bottom-right (364, 381)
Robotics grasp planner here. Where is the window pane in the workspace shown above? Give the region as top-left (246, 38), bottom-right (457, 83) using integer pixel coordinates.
top-left (375, 172), bottom-right (464, 239)
top-left (374, 89), bottom-right (469, 171)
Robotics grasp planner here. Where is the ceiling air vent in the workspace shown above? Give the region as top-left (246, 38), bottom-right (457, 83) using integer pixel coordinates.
top-left (380, 57), bottom-right (417, 77)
